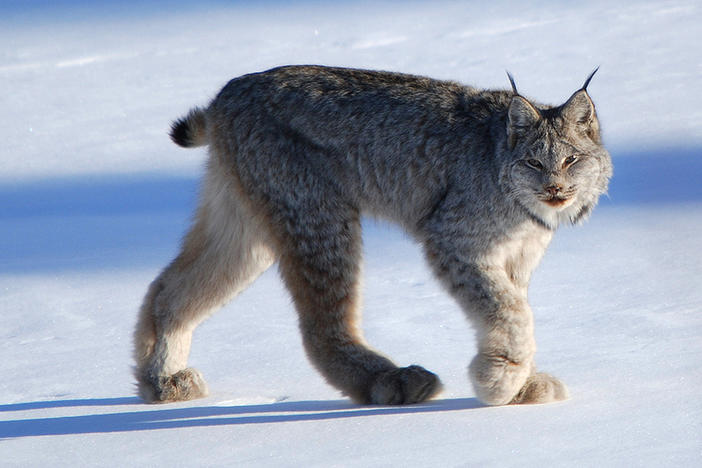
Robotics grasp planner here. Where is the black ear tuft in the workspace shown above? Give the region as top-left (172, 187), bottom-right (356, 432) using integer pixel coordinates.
top-left (561, 68), bottom-right (600, 126)
top-left (582, 66), bottom-right (599, 91)
top-left (506, 70), bottom-right (518, 95)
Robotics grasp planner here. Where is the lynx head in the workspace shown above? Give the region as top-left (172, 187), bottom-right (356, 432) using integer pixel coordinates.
top-left (501, 69), bottom-right (612, 229)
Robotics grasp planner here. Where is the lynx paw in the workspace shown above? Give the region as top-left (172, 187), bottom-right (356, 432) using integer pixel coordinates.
top-left (369, 365), bottom-right (442, 405)
top-left (469, 353), bottom-right (533, 406)
top-left (138, 367), bottom-right (209, 403)
top-left (510, 372), bottom-right (568, 405)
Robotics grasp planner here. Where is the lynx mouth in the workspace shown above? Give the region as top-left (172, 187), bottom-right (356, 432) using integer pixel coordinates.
top-left (542, 197), bottom-right (572, 208)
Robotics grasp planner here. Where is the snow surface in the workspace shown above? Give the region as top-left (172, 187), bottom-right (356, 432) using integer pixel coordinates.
top-left (1, 1), bottom-right (701, 466)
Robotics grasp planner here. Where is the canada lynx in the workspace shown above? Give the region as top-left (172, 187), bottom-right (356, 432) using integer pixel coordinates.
top-left (134, 65), bottom-right (612, 406)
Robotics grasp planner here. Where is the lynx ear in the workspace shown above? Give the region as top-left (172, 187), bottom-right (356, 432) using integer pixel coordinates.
top-left (561, 89), bottom-right (600, 142)
top-left (507, 96), bottom-right (541, 149)
top-left (561, 89), bottom-right (595, 125)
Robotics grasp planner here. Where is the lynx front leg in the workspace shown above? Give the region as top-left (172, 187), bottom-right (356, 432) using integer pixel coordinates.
top-left (276, 204), bottom-right (441, 405)
top-left (466, 290), bottom-right (537, 406)
top-left (510, 372), bottom-right (568, 404)
top-left (423, 229), bottom-right (566, 406)
top-left (469, 310), bottom-right (568, 405)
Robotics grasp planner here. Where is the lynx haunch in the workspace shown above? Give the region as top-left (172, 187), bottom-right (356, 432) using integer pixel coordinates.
top-left (134, 65), bottom-right (612, 406)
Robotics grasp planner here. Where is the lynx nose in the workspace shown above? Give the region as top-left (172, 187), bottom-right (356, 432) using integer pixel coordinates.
top-left (545, 184), bottom-right (562, 196)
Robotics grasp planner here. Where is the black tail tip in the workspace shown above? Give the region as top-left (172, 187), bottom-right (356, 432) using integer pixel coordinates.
top-left (170, 118), bottom-right (191, 147)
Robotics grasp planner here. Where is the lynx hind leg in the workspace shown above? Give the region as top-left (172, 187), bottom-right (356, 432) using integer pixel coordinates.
top-left (275, 202), bottom-right (441, 405)
top-left (134, 168), bottom-right (276, 403)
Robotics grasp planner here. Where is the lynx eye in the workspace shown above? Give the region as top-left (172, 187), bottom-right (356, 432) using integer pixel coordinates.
top-left (563, 155), bottom-right (578, 167)
top-left (526, 158), bottom-right (543, 170)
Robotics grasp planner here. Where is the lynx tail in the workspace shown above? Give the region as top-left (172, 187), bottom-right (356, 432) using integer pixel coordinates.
top-left (170, 107), bottom-right (208, 147)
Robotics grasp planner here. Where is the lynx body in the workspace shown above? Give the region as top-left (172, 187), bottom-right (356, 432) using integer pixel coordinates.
top-left (134, 65), bottom-right (612, 405)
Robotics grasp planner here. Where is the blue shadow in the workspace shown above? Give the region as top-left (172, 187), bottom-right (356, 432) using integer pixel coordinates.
top-left (1, 146), bottom-right (699, 274)
top-left (0, 397), bottom-right (483, 438)
top-left (0, 174), bottom-right (199, 273)
top-left (0, 173), bottom-right (198, 220)
top-left (603, 145), bottom-right (702, 206)
top-left (0, 397), bottom-right (141, 413)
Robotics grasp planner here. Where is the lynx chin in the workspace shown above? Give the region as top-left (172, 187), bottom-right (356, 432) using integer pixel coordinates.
top-left (134, 65), bottom-right (612, 406)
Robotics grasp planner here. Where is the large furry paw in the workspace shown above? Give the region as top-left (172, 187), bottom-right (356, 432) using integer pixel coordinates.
top-left (510, 372), bottom-right (568, 405)
top-left (469, 353), bottom-right (533, 406)
top-left (369, 365), bottom-right (442, 405)
top-left (138, 367), bottom-right (209, 403)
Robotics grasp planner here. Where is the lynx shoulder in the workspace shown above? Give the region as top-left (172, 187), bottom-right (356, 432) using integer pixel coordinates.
top-left (134, 65), bottom-right (612, 406)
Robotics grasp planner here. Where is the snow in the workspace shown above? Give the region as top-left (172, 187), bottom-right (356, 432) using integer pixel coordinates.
top-left (1, 0), bottom-right (700, 466)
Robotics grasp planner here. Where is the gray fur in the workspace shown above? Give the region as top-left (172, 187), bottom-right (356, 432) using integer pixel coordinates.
top-left (134, 65), bottom-right (612, 406)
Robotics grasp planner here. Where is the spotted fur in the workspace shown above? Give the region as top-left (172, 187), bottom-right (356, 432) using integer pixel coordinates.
top-left (134, 65), bottom-right (612, 405)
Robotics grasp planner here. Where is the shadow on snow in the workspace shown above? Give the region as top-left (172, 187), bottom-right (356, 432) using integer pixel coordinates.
top-left (0, 146), bottom-right (699, 274)
top-left (0, 396), bottom-right (483, 438)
